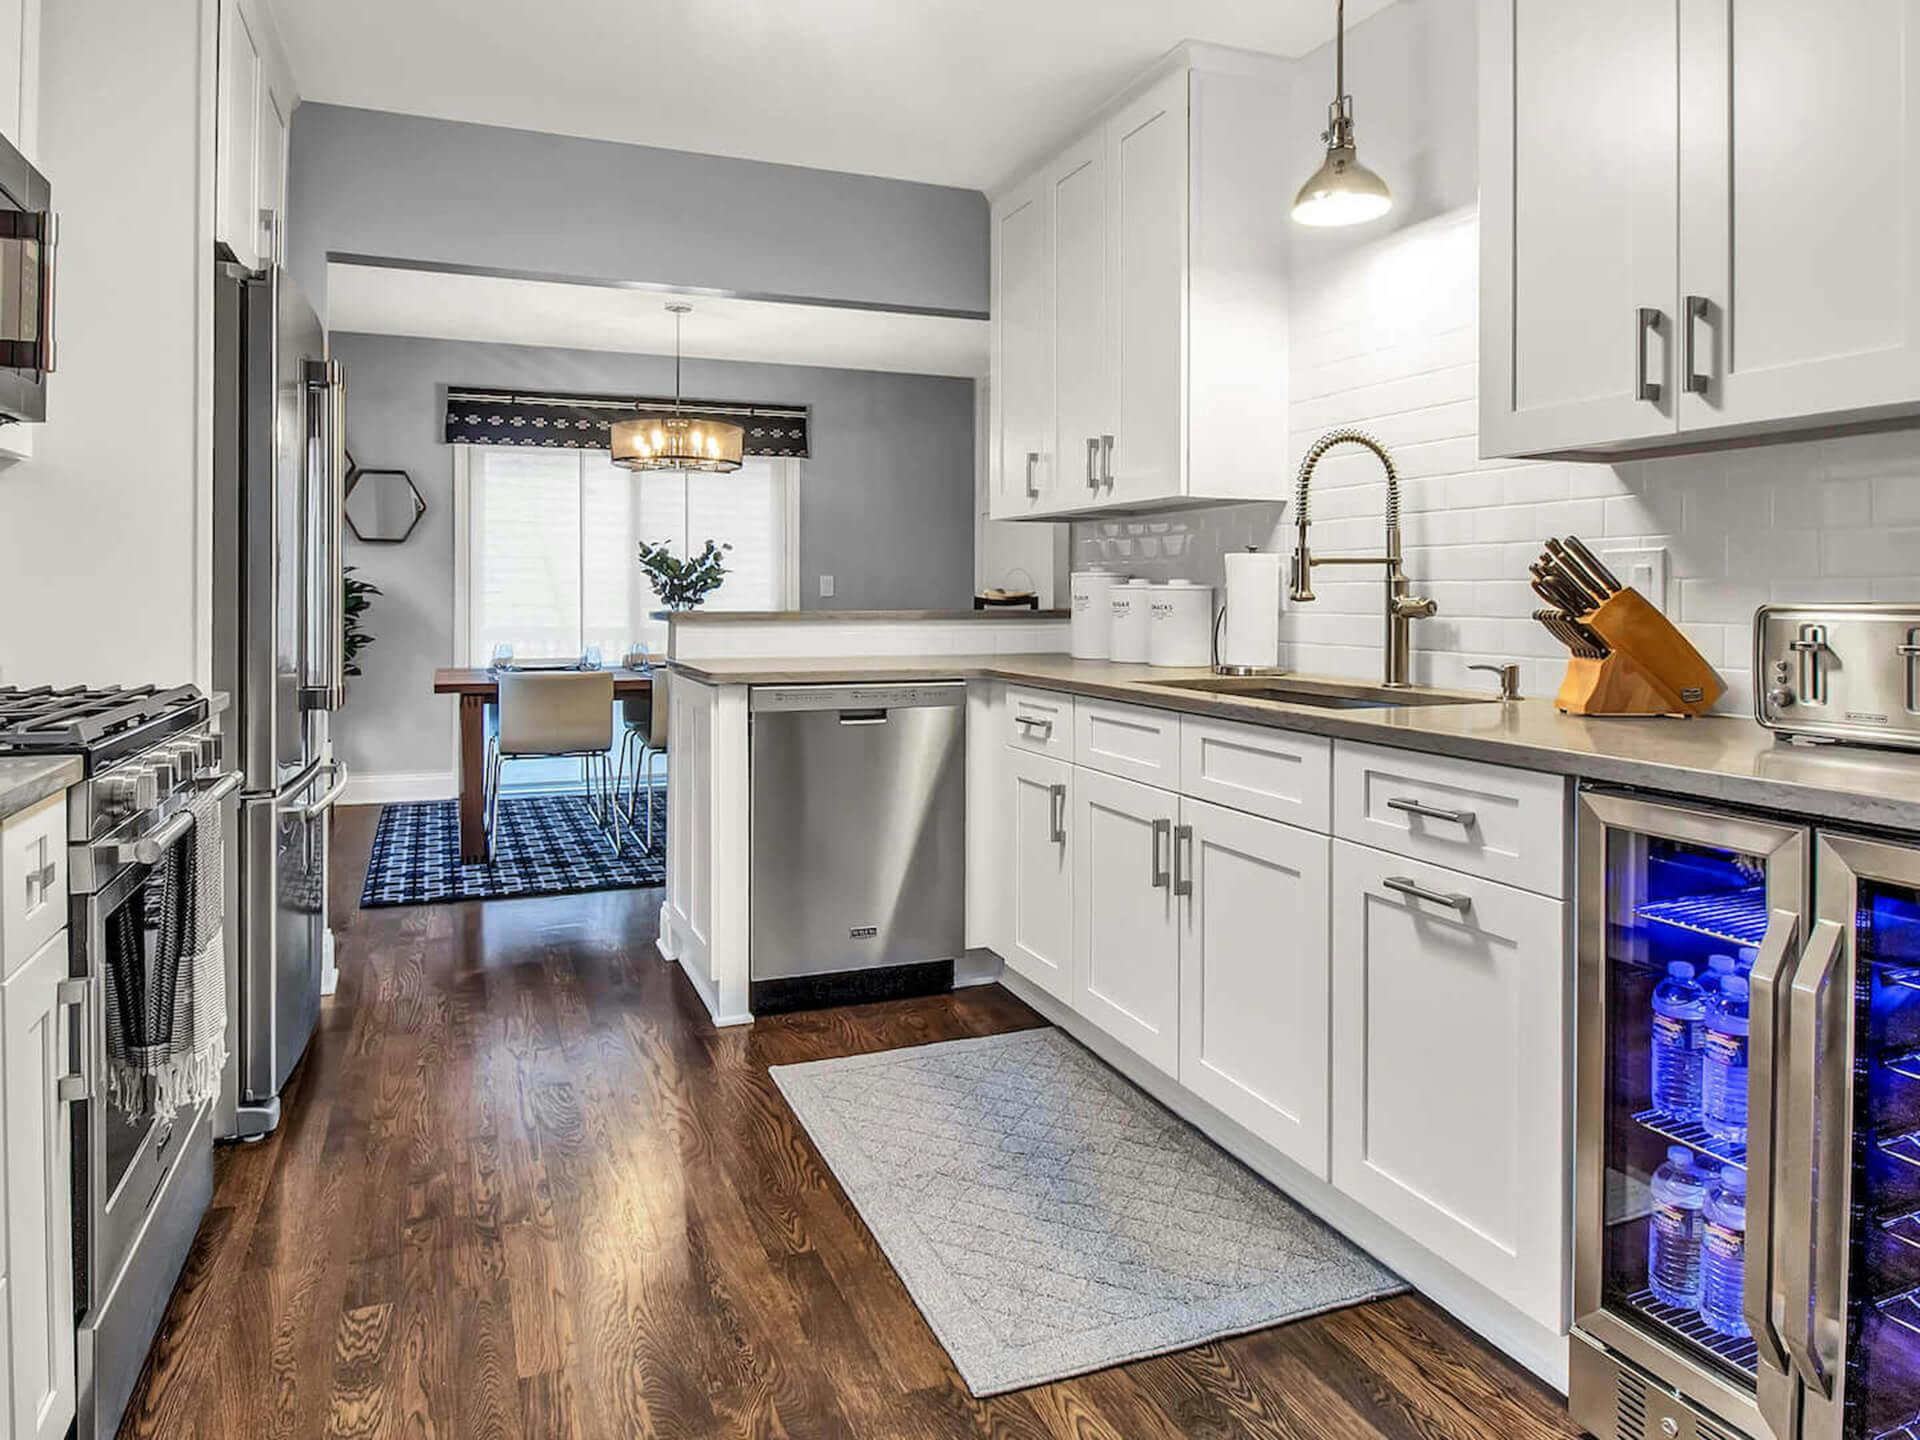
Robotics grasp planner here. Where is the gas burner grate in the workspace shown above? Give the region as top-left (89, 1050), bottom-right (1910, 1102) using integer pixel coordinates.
top-left (1634, 888), bottom-right (1770, 947)
top-left (1623, 1288), bottom-right (1758, 1374)
top-left (0, 683), bottom-right (205, 752)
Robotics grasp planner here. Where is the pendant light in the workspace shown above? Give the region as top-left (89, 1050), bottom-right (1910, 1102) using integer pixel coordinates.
top-left (610, 303), bottom-right (745, 472)
top-left (1291, 0), bottom-right (1393, 227)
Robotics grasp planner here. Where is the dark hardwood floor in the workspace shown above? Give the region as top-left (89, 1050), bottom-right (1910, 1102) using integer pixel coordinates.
top-left (116, 803), bottom-right (1585, 1439)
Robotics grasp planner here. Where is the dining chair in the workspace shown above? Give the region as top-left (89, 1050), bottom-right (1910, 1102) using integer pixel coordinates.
top-left (486, 670), bottom-right (618, 860)
top-left (619, 671), bottom-right (669, 852)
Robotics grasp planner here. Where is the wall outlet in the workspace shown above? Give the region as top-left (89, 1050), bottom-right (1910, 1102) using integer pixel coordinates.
top-left (818, 575), bottom-right (835, 598)
top-left (1597, 546), bottom-right (1670, 614)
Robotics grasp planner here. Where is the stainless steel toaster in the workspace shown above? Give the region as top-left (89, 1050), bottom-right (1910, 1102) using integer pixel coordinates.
top-left (1755, 602), bottom-right (1920, 749)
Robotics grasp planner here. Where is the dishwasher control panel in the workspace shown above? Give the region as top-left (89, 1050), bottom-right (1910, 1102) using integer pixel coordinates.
top-left (749, 682), bottom-right (967, 713)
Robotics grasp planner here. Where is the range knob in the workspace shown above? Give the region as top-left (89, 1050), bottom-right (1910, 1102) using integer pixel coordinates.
top-left (130, 763), bottom-right (161, 811)
top-left (1768, 686), bottom-right (1795, 709)
top-left (198, 733), bottom-right (222, 776)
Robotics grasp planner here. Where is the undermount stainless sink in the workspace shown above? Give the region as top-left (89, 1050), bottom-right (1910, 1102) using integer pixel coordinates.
top-left (1140, 676), bottom-right (1498, 710)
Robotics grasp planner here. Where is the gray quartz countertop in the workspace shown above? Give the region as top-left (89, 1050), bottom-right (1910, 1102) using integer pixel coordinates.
top-left (666, 608), bottom-right (1067, 624)
top-left (667, 651), bottom-right (1920, 832)
top-left (0, 755), bottom-right (83, 823)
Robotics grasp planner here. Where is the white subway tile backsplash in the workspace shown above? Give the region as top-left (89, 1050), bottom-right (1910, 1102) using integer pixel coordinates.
top-left (1071, 204), bottom-right (1920, 714)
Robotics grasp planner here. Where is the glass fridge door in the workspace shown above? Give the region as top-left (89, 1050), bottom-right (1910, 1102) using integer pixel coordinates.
top-left (1576, 789), bottom-right (1809, 1435)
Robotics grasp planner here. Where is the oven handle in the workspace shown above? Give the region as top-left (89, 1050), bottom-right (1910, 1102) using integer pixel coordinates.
top-left (1781, 917), bottom-right (1847, 1398)
top-left (96, 770), bottom-right (242, 868)
top-left (1743, 908), bottom-right (1799, 1381)
top-left (55, 976), bottom-right (90, 1103)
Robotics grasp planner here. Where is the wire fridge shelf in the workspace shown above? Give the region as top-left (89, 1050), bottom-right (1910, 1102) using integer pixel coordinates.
top-left (1624, 1288), bottom-right (1758, 1375)
top-left (1632, 1108), bottom-right (1747, 1171)
top-left (1633, 888), bottom-right (1770, 948)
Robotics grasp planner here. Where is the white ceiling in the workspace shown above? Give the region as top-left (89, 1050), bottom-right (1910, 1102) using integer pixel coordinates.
top-left (264, 0), bottom-right (1389, 190)
top-left (327, 264), bottom-right (991, 377)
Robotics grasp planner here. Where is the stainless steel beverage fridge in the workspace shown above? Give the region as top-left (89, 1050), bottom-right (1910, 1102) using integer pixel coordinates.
top-left (1575, 786), bottom-right (1920, 1440)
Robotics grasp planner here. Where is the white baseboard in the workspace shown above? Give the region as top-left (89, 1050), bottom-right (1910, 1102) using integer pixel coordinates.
top-left (340, 769), bottom-right (457, 807)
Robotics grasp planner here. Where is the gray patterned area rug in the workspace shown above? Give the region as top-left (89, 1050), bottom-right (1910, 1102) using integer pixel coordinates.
top-left (770, 1027), bottom-right (1405, 1396)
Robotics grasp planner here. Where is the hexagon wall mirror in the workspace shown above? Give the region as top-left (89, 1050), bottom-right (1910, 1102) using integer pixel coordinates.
top-left (344, 467), bottom-right (426, 543)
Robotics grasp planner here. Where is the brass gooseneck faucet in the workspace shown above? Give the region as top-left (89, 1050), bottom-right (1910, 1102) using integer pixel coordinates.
top-left (1288, 428), bottom-right (1437, 688)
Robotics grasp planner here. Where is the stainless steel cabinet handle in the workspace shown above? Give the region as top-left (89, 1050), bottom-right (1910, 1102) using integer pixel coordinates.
top-left (1743, 909), bottom-right (1800, 1383)
top-left (1151, 817), bottom-right (1171, 889)
top-left (1086, 437), bottom-right (1100, 490)
top-left (24, 858), bottom-right (55, 905)
top-left (1683, 294), bottom-right (1710, 395)
top-left (1014, 714), bottom-right (1053, 736)
top-left (1386, 796), bottom-right (1477, 828)
top-left (1099, 434), bottom-right (1115, 487)
top-left (1382, 875), bottom-right (1472, 914)
top-left (1781, 917), bottom-right (1846, 1397)
top-left (55, 977), bottom-right (90, 1103)
top-left (1024, 450), bottom-right (1040, 499)
top-left (1635, 307), bottom-right (1663, 403)
top-left (1048, 783), bottom-right (1066, 844)
top-left (1172, 823), bottom-right (1193, 897)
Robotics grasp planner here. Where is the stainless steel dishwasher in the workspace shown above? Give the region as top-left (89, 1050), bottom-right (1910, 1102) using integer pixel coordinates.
top-left (749, 682), bottom-right (966, 1013)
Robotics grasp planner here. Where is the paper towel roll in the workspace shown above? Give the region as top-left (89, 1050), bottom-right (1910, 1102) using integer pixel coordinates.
top-left (1222, 552), bottom-right (1282, 670)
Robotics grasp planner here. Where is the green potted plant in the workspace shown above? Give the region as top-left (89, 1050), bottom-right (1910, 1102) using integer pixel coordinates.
top-left (637, 538), bottom-right (731, 612)
top-left (343, 566), bottom-right (382, 677)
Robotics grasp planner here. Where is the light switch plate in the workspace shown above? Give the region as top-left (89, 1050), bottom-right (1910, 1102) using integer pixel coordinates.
top-left (819, 575), bottom-right (835, 598)
top-left (1598, 546), bottom-right (1670, 614)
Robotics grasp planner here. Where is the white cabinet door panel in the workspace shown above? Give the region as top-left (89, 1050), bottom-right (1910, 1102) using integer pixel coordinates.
top-left (1073, 698), bottom-right (1180, 789)
top-left (216, 0), bottom-right (263, 272)
top-left (1074, 768), bottom-right (1180, 1074)
top-left (1005, 750), bottom-right (1074, 1002)
top-left (991, 175), bottom-right (1052, 518)
top-left (1105, 71), bottom-right (1187, 505)
top-left (2, 792), bottom-right (66, 979)
top-left (1481, 0), bottom-right (1678, 457)
top-left (1330, 840), bottom-right (1568, 1329)
top-left (1679, 0), bottom-right (1920, 432)
top-left (4, 929), bottom-right (76, 1440)
top-left (1179, 716), bottom-right (1331, 831)
top-left (1005, 686), bottom-right (1074, 759)
top-left (1050, 133), bottom-right (1110, 511)
top-left (1179, 798), bottom-right (1330, 1178)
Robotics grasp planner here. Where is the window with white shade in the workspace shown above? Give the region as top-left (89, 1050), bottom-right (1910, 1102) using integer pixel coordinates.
top-left (461, 446), bottom-right (796, 666)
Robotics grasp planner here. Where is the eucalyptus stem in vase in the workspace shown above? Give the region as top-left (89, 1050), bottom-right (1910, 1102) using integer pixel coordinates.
top-left (637, 538), bottom-right (732, 610)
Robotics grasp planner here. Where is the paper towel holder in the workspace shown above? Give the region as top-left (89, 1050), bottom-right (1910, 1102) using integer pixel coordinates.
top-left (1211, 606), bottom-right (1290, 677)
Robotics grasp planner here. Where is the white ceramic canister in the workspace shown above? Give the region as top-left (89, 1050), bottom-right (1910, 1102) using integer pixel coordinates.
top-left (1069, 569), bottom-right (1120, 659)
top-left (1108, 578), bottom-right (1153, 663)
top-left (1148, 579), bottom-right (1215, 667)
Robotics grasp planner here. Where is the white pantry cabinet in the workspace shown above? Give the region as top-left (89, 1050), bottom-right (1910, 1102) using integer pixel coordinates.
top-left (216, 0), bottom-right (293, 272)
top-left (988, 46), bottom-right (1290, 519)
top-left (1329, 839), bottom-right (1568, 1329)
top-left (1177, 796), bottom-right (1331, 1178)
top-left (1073, 767), bottom-right (1181, 1074)
top-left (1004, 749), bottom-right (1075, 1002)
top-left (1482, 0), bottom-right (1920, 459)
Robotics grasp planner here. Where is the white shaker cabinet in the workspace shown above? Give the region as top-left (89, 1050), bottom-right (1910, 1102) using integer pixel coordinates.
top-left (1073, 768), bottom-right (1180, 1075)
top-left (988, 47), bottom-right (1290, 519)
top-left (0, 0), bottom-right (40, 161)
top-left (3, 929), bottom-right (77, 1440)
top-left (1004, 749), bottom-right (1075, 1003)
top-left (1482, 0), bottom-right (1920, 459)
top-left (1177, 797), bottom-right (1331, 1179)
top-left (1329, 839), bottom-right (1568, 1329)
top-left (216, 0), bottom-right (293, 273)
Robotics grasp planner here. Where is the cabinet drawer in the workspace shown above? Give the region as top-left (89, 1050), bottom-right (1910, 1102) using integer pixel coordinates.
top-left (1006, 686), bottom-right (1074, 757)
top-left (1074, 698), bottom-right (1180, 788)
top-left (1180, 716), bottom-right (1331, 831)
top-left (2, 792), bottom-right (66, 980)
top-left (1333, 741), bottom-right (1566, 897)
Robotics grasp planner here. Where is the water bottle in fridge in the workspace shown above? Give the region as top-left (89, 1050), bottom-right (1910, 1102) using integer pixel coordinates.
top-left (1700, 1170), bottom-right (1749, 1337)
top-left (1702, 975), bottom-right (1752, 1145)
top-left (1651, 961), bottom-right (1707, 1117)
top-left (1648, 1146), bottom-right (1713, 1309)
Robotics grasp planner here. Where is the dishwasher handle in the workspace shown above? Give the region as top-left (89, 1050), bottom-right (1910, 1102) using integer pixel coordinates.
top-left (838, 710), bottom-right (890, 726)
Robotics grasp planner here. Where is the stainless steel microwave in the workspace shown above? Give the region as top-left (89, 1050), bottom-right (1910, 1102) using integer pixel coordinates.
top-left (0, 127), bottom-right (53, 424)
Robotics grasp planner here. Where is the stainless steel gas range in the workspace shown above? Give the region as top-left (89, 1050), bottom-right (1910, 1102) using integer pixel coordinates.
top-left (0, 683), bottom-right (237, 1440)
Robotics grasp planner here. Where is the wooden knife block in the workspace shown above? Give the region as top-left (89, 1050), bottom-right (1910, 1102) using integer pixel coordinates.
top-left (1555, 588), bottom-right (1724, 717)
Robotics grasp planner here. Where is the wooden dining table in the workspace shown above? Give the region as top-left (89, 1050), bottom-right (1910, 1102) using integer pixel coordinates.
top-left (433, 666), bottom-right (655, 862)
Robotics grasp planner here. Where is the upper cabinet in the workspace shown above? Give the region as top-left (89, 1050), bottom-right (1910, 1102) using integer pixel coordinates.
top-left (1482, 0), bottom-right (1920, 460)
top-left (217, 0), bottom-right (294, 272)
top-left (989, 49), bottom-right (1291, 519)
top-left (0, 0), bottom-right (40, 162)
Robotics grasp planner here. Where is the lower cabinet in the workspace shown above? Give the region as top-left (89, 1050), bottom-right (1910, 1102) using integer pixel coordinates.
top-left (3, 928), bottom-right (77, 1440)
top-left (1329, 839), bottom-right (1568, 1329)
top-left (1004, 749), bottom-right (1075, 1002)
top-left (1073, 768), bottom-right (1180, 1075)
top-left (1178, 797), bottom-right (1331, 1179)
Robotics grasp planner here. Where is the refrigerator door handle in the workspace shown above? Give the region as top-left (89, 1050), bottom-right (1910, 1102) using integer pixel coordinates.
top-left (1780, 916), bottom-right (1847, 1399)
top-left (1744, 908), bottom-right (1800, 1385)
top-left (300, 357), bottom-right (347, 713)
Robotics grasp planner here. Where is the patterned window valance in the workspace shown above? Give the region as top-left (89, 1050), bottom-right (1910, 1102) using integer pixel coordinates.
top-left (443, 386), bottom-right (810, 458)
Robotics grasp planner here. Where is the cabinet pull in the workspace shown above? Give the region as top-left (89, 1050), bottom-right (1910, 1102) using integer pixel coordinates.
top-left (1172, 823), bottom-right (1193, 897)
top-left (1086, 437), bottom-right (1100, 490)
top-left (1048, 783), bottom-right (1066, 844)
top-left (1024, 450), bottom-right (1040, 499)
top-left (1014, 713), bottom-right (1053, 737)
top-left (1635, 307), bottom-right (1663, 403)
top-left (1386, 795), bottom-right (1477, 828)
top-left (1151, 817), bottom-right (1172, 889)
top-left (1382, 875), bottom-right (1473, 915)
top-left (1683, 294), bottom-right (1710, 395)
top-left (1099, 434), bottom-right (1115, 487)
top-left (56, 977), bottom-right (90, 1103)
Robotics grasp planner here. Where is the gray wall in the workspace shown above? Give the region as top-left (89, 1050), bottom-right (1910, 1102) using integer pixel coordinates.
top-left (333, 332), bottom-right (977, 780)
top-left (286, 104), bottom-right (989, 322)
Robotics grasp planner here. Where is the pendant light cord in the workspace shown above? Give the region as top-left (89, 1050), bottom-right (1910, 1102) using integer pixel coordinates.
top-left (1336, 0), bottom-right (1344, 104)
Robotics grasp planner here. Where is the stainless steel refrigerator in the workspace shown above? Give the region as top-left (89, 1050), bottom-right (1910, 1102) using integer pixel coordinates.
top-left (211, 260), bottom-right (348, 1141)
